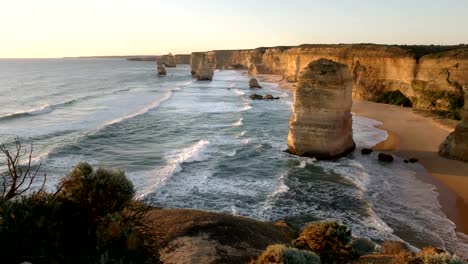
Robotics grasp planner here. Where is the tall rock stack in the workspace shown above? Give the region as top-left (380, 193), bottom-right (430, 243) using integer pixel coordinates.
top-left (440, 86), bottom-right (468, 162)
top-left (287, 59), bottom-right (355, 159)
top-left (157, 63), bottom-right (167, 76)
top-left (191, 52), bottom-right (214, 81)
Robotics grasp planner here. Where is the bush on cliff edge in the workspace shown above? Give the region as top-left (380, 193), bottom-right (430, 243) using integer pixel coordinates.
top-left (251, 244), bottom-right (321, 264)
top-left (293, 221), bottom-right (357, 264)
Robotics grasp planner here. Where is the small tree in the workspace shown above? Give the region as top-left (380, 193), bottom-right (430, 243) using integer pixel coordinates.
top-left (0, 137), bottom-right (46, 201)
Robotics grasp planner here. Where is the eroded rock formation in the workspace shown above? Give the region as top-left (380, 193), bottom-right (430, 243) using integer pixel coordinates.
top-left (440, 86), bottom-right (468, 162)
top-left (249, 78), bottom-right (262, 88)
top-left (197, 65), bottom-right (214, 81)
top-left (157, 64), bottom-right (167, 76)
top-left (158, 53), bottom-right (177, 68)
top-left (190, 45), bottom-right (468, 111)
top-left (287, 59), bottom-right (355, 159)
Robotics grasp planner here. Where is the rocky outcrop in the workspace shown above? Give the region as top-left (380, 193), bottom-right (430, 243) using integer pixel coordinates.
top-left (287, 59), bottom-right (355, 159)
top-left (249, 94), bottom-right (279, 100)
top-left (157, 64), bottom-right (167, 76)
top-left (440, 86), bottom-right (468, 162)
top-left (197, 66), bottom-right (214, 80)
top-left (158, 53), bottom-right (177, 68)
top-left (191, 52), bottom-right (214, 80)
top-left (147, 209), bottom-right (297, 264)
top-left (249, 78), bottom-right (262, 88)
top-left (190, 45), bottom-right (468, 111)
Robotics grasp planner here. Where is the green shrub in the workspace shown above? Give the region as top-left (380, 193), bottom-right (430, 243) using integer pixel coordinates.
top-left (375, 90), bottom-right (413, 107)
top-left (351, 238), bottom-right (376, 256)
top-left (252, 244), bottom-right (321, 264)
top-left (293, 221), bottom-right (356, 264)
top-left (59, 162), bottom-right (135, 221)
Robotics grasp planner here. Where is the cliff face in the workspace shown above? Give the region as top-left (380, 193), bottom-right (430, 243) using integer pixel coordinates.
top-left (174, 54), bottom-right (191, 64)
top-left (190, 45), bottom-right (468, 111)
top-left (287, 59), bottom-right (355, 159)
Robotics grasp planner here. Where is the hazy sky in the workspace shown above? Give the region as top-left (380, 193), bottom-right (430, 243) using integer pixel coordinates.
top-left (1, 0), bottom-right (467, 58)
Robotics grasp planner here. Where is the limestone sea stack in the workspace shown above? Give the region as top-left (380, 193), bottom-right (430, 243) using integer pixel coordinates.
top-left (249, 78), bottom-right (262, 88)
top-left (287, 59), bottom-right (355, 159)
top-left (439, 86), bottom-right (468, 162)
top-left (196, 64), bottom-right (214, 81)
top-left (157, 64), bottom-right (167, 76)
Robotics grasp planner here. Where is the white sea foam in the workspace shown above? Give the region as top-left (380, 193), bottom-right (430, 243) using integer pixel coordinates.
top-left (352, 115), bottom-right (388, 148)
top-left (137, 140), bottom-right (210, 199)
top-left (104, 91), bottom-right (173, 126)
top-left (233, 89), bottom-right (245, 96)
top-left (232, 118), bottom-right (243, 127)
top-left (260, 173), bottom-right (290, 216)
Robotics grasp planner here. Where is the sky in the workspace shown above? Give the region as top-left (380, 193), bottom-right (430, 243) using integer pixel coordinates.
top-left (0, 0), bottom-right (467, 58)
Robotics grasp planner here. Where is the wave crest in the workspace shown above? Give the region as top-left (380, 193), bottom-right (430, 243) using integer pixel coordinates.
top-left (0, 104), bottom-right (53, 121)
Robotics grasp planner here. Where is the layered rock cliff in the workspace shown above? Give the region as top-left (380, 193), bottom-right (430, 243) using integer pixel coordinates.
top-left (287, 59), bottom-right (355, 159)
top-left (175, 54), bottom-right (191, 64)
top-left (190, 45), bottom-right (467, 112)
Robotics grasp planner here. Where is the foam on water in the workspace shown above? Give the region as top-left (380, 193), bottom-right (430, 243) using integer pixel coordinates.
top-left (137, 139), bottom-right (210, 199)
top-left (232, 118), bottom-right (243, 127)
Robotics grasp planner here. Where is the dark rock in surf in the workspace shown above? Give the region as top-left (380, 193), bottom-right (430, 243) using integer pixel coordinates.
top-left (378, 153), bottom-right (394, 162)
top-left (264, 94), bottom-right (280, 100)
top-left (361, 148), bottom-right (373, 155)
top-left (250, 94), bottom-right (264, 100)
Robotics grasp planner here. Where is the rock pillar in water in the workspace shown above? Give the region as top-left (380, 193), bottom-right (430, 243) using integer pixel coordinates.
top-left (287, 59), bottom-right (355, 159)
top-left (196, 64), bottom-right (214, 81)
top-left (157, 63), bottom-right (167, 76)
top-left (439, 86), bottom-right (468, 162)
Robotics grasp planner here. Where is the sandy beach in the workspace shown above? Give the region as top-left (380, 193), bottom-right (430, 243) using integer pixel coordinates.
top-left (352, 100), bottom-right (468, 236)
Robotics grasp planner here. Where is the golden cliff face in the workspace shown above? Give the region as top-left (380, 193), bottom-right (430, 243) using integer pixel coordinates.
top-left (287, 59), bottom-right (355, 159)
top-left (190, 45), bottom-right (468, 111)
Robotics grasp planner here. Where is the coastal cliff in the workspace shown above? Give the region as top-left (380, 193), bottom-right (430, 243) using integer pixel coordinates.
top-left (287, 59), bottom-right (355, 159)
top-left (190, 44), bottom-right (468, 112)
top-left (175, 54), bottom-right (191, 64)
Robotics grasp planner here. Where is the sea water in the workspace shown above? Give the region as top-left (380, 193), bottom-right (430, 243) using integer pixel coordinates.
top-left (0, 59), bottom-right (466, 255)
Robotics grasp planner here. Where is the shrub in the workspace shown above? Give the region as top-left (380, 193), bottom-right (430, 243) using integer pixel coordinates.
top-left (351, 238), bottom-right (376, 256)
top-left (379, 241), bottom-right (410, 255)
top-left (252, 244), bottom-right (321, 264)
top-left (375, 90), bottom-right (413, 107)
top-left (58, 162), bottom-right (135, 221)
top-left (293, 221), bottom-right (356, 264)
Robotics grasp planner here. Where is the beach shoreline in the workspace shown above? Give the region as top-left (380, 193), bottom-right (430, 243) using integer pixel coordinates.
top-left (256, 74), bottom-right (468, 238)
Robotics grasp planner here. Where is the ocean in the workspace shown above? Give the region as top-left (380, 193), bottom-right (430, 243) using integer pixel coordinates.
top-left (0, 58), bottom-right (466, 254)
